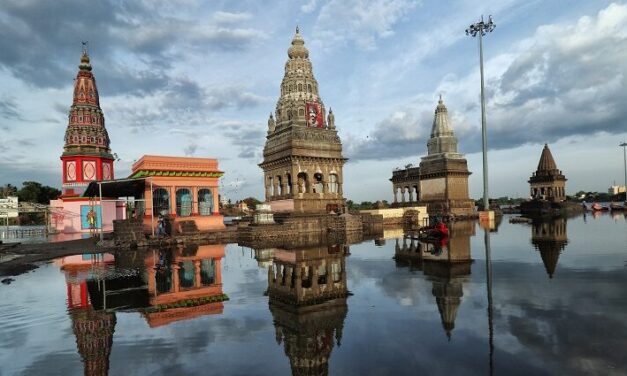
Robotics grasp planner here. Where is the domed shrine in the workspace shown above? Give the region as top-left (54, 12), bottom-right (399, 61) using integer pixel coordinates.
top-left (260, 27), bottom-right (346, 213)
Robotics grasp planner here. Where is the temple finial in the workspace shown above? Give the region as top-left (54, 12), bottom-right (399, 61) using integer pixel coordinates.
top-left (296, 25), bottom-right (300, 34)
top-left (79, 41), bottom-right (92, 71)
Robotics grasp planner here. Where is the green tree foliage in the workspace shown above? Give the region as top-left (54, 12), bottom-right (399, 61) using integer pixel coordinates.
top-left (242, 197), bottom-right (261, 208)
top-left (16, 181), bottom-right (61, 204)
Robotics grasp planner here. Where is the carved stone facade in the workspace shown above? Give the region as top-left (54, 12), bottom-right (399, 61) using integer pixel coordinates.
top-left (61, 47), bottom-right (114, 197)
top-left (391, 97), bottom-right (474, 215)
top-left (529, 144), bottom-right (567, 202)
top-left (267, 242), bottom-right (349, 375)
top-left (260, 28), bottom-right (346, 213)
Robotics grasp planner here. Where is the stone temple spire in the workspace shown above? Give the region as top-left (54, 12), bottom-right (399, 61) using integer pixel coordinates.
top-left (272, 26), bottom-right (327, 130)
top-left (426, 96), bottom-right (461, 159)
top-left (536, 143), bottom-right (559, 173)
top-left (60, 46), bottom-right (115, 197)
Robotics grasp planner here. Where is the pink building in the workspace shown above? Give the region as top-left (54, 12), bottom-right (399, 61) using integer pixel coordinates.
top-left (131, 155), bottom-right (225, 232)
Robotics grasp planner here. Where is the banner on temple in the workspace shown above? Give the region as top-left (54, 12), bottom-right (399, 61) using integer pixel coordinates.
top-left (306, 102), bottom-right (324, 128)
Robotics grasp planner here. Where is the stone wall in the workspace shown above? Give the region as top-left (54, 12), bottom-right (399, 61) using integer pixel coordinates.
top-left (113, 219), bottom-right (146, 246)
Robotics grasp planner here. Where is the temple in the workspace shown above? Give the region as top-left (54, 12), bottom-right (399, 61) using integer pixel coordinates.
top-left (267, 242), bottom-right (349, 374)
top-left (260, 27), bottom-right (346, 213)
top-left (142, 244), bottom-right (225, 327)
top-left (531, 218), bottom-right (568, 278)
top-left (529, 144), bottom-right (567, 201)
top-left (393, 221), bottom-right (474, 338)
top-left (59, 254), bottom-right (116, 376)
top-left (130, 155), bottom-right (225, 232)
top-left (391, 97), bottom-right (474, 216)
top-left (50, 47), bottom-right (121, 236)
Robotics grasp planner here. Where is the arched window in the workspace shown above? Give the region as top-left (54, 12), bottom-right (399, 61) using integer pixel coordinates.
top-left (298, 83), bottom-right (302, 91)
top-left (178, 261), bottom-right (195, 288)
top-left (313, 173), bottom-right (324, 193)
top-left (286, 173), bottom-right (292, 195)
top-left (198, 189), bottom-right (213, 215)
top-left (268, 177), bottom-right (274, 196)
top-left (176, 188), bottom-right (192, 217)
top-left (276, 176), bottom-right (283, 196)
top-left (297, 172), bottom-right (308, 194)
top-left (200, 259), bottom-right (215, 285)
top-left (299, 108), bottom-right (305, 117)
top-left (308, 84), bottom-right (312, 92)
top-left (329, 174), bottom-right (338, 193)
top-left (153, 188), bottom-right (169, 216)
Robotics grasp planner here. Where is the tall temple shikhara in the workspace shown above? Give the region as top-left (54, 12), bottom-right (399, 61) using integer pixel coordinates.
top-left (260, 27), bottom-right (346, 213)
top-left (418, 96), bottom-right (473, 215)
top-left (61, 46), bottom-right (114, 197)
top-left (390, 97), bottom-right (473, 215)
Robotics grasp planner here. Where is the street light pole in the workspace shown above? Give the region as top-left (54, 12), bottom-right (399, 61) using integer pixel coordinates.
top-left (467, 16), bottom-right (496, 211)
top-left (621, 142), bottom-right (627, 200)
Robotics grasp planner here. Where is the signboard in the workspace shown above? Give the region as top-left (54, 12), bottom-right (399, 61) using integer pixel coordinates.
top-left (306, 102), bottom-right (324, 128)
top-left (0, 197), bottom-right (18, 218)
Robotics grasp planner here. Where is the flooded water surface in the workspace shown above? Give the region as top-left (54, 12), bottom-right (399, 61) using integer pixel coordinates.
top-left (1, 213), bottom-right (626, 375)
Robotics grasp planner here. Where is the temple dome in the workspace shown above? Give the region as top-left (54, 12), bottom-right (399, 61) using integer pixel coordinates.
top-left (287, 26), bottom-right (309, 59)
top-left (537, 144), bottom-right (558, 172)
top-left (431, 96), bottom-right (454, 138)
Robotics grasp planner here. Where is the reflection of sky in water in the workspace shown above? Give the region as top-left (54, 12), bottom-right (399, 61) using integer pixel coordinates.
top-left (0, 213), bottom-right (625, 375)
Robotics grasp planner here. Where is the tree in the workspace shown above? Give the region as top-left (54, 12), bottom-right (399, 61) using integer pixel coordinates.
top-left (1, 183), bottom-right (18, 198)
top-left (242, 197), bottom-right (261, 209)
top-left (17, 181), bottom-right (61, 204)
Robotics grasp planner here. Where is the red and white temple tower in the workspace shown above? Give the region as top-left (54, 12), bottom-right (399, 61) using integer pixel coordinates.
top-left (50, 47), bottom-right (122, 236)
top-left (61, 46), bottom-right (114, 197)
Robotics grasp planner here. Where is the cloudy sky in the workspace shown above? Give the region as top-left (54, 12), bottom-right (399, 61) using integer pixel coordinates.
top-left (1, 0), bottom-right (626, 202)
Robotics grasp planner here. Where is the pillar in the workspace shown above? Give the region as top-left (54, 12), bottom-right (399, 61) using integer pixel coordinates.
top-left (194, 260), bottom-right (201, 287)
top-left (172, 264), bottom-right (180, 293)
top-left (191, 187), bottom-right (199, 215)
top-left (393, 186), bottom-right (398, 203)
top-left (211, 187), bottom-right (220, 215)
top-left (401, 187), bottom-right (406, 203)
top-left (215, 258), bottom-right (222, 284)
top-left (169, 186), bottom-right (176, 215)
top-left (148, 267), bottom-right (157, 295)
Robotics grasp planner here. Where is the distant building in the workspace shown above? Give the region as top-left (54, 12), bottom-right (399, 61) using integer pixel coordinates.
top-left (529, 144), bottom-right (566, 202)
top-left (608, 185), bottom-right (626, 195)
top-left (259, 27), bottom-right (346, 214)
top-left (390, 97), bottom-right (474, 215)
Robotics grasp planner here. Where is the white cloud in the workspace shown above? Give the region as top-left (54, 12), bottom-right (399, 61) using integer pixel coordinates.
top-left (312, 0), bottom-right (419, 50)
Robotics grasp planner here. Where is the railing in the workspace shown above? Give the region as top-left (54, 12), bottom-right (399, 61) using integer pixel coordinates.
top-left (0, 227), bottom-right (47, 239)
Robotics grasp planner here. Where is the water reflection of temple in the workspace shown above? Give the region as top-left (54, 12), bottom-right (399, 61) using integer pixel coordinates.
top-left (57, 244), bottom-right (227, 374)
top-left (267, 243), bottom-right (349, 375)
top-left (60, 254), bottom-right (116, 376)
top-left (531, 217), bottom-right (568, 278)
top-left (143, 244), bottom-right (225, 327)
top-left (394, 222), bottom-right (474, 339)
